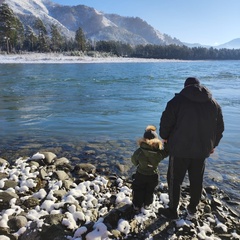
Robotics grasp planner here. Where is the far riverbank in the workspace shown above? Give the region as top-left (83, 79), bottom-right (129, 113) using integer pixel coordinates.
top-left (0, 52), bottom-right (188, 64)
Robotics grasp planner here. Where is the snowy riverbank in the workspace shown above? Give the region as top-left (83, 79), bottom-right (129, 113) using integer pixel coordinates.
top-left (0, 53), bottom-right (184, 64)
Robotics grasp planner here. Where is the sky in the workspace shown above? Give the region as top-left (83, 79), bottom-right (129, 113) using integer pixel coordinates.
top-left (50, 0), bottom-right (240, 46)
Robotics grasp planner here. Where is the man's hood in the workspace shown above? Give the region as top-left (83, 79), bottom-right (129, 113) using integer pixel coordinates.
top-left (178, 85), bottom-right (212, 103)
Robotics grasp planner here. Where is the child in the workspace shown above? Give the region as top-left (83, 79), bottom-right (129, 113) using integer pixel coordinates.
top-left (131, 125), bottom-right (169, 211)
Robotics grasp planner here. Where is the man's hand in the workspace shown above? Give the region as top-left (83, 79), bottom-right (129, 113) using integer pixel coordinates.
top-left (210, 148), bottom-right (215, 154)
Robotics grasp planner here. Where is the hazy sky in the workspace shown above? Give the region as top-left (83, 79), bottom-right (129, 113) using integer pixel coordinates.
top-left (51, 0), bottom-right (240, 46)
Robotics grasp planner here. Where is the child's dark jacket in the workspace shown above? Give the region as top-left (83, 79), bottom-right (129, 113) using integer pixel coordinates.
top-left (131, 140), bottom-right (168, 175)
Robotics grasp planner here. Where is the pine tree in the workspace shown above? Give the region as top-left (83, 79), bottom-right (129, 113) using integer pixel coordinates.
top-left (50, 24), bottom-right (64, 52)
top-left (34, 18), bottom-right (49, 52)
top-left (34, 18), bottom-right (47, 35)
top-left (0, 3), bottom-right (24, 53)
top-left (75, 27), bottom-right (86, 51)
top-left (23, 25), bottom-right (38, 51)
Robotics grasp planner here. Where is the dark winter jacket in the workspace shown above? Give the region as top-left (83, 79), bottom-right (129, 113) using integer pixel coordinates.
top-left (160, 84), bottom-right (224, 158)
top-left (131, 139), bottom-right (169, 175)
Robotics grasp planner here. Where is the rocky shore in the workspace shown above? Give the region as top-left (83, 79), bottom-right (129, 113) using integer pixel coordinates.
top-left (0, 151), bottom-right (239, 240)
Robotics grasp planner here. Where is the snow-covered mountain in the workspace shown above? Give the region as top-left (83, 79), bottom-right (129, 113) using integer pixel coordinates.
top-left (183, 39), bottom-right (240, 49)
top-left (4, 0), bottom-right (183, 46)
top-left (183, 42), bottom-right (211, 48)
top-left (215, 38), bottom-right (240, 49)
top-left (5, 0), bottom-right (75, 39)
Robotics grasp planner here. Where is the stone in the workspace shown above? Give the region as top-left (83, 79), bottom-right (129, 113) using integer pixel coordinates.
top-left (54, 157), bottom-right (69, 165)
top-left (43, 152), bottom-right (57, 163)
top-left (204, 204), bottom-right (212, 213)
top-left (2, 180), bottom-right (18, 190)
top-left (0, 172), bottom-right (8, 180)
top-left (62, 179), bottom-right (74, 190)
top-left (23, 197), bottom-right (40, 208)
top-left (53, 190), bottom-right (67, 199)
top-left (39, 167), bottom-right (48, 179)
top-left (74, 163), bottom-right (96, 174)
top-left (212, 197), bottom-right (222, 207)
top-left (8, 216), bottom-right (28, 231)
top-left (85, 150), bottom-right (96, 155)
top-left (53, 170), bottom-right (70, 181)
top-left (0, 192), bottom-right (19, 211)
top-left (205, 185), bottom-right (219, 194)
top-left (41, 214), bottom-right (65, 225)
top-left (116, 163), bottom-right (125, 173)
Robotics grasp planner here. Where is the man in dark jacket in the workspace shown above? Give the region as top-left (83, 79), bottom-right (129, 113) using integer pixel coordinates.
top-left (158, 77), bottom-right (224, 219)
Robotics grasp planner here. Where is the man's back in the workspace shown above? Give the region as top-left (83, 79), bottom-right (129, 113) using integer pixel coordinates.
top-left (160, 84), bottom-right (224, 158)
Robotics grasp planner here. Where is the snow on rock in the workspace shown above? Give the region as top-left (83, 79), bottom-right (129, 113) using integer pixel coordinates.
top-left (0, 151), bottom-right (239, 240)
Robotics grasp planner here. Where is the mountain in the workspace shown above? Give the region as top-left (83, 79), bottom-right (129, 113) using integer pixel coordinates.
top-left (183, 42), bottom-right (211, 48)
top-left (5, 0), bottom-right (75, 39)
top-left (215, 38), bottom-right (240, 49)
top-left (4, 0), bottom-right (183, 46)
top-left (182, 40), bottom-right (240, 50)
